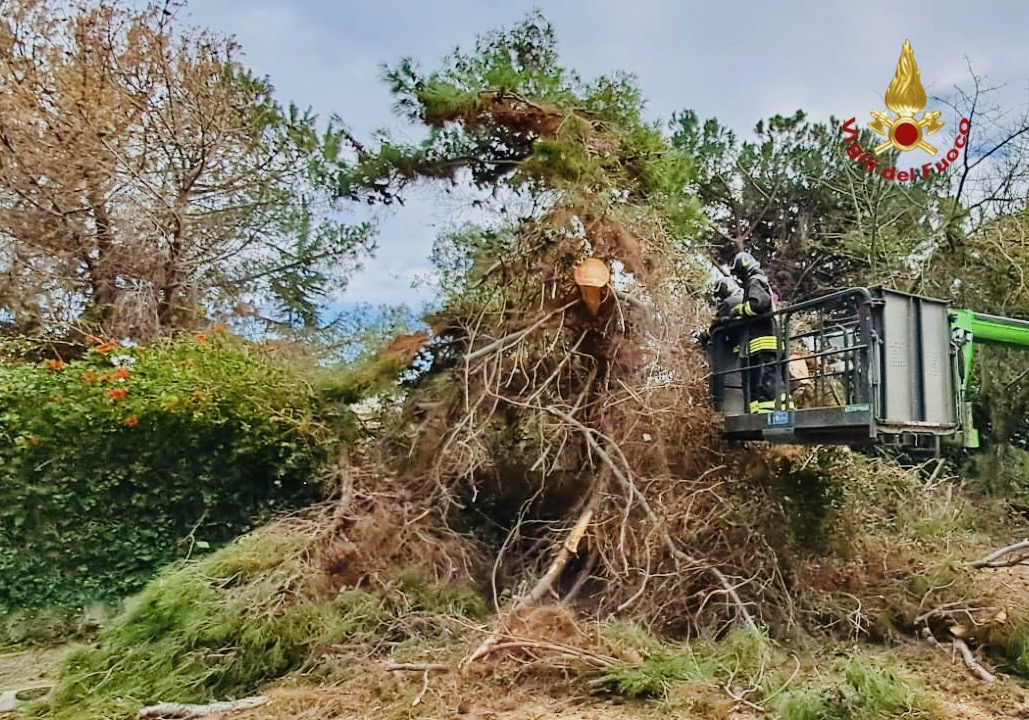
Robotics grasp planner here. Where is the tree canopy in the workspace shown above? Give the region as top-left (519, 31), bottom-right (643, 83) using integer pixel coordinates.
top-left (0, 0), bottom-right (372, 340)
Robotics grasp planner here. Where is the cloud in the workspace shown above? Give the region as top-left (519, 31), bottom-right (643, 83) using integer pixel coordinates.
top-left (183, 0), bottom-right (1029, 306)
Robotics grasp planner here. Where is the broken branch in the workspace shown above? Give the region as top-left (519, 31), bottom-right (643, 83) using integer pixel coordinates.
top-left (952, 638), bottom-right (997, 683)
top-left (970, 539), bottom-right (1029, 568)
top-left (137, 696), bottom-right (269, 719)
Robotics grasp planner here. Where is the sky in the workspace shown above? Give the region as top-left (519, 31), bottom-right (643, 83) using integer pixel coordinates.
top-left (181, 0), bottom-right (1029, 311)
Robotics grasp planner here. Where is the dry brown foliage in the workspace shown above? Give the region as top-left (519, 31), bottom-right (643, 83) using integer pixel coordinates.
top-left (0, 0), bottom-right (346, 339)
top-left (367, 188), bottom-right (829, 640)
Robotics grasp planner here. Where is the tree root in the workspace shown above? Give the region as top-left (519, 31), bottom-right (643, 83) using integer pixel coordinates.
top-left (547, 406), bottom-right (758, 631)
top-left (462, 505), bottom-right (594, 669)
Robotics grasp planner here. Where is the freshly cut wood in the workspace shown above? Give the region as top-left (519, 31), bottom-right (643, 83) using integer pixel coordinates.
top-left (788, 353), bottom-right (812, 387)
top-left (463, 507), bottom-right (594, 669)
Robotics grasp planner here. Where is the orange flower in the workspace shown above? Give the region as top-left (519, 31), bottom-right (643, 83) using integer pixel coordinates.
top-left (96, 342), bottom-right (117, 353)
top-left (84, 335), bottom-right (100, 345)
top-left (106, 387), bottom-right (127, 401)
top-left (211, 323), bottom-right (227, 334)
top-left (123, 416), bottom-right (139, 428)
top-left (113, 367), bottom-right (130, 380)
top-left (195, 333), bottom-right (208, 342)
top-left (81, 372), bottom-right (98, 384)
top-left (46, 359), bottom-right (65, 372)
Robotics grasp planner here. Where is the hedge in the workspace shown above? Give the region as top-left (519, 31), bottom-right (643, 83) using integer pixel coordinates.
top-left (0, 332), bottom-right (335, 611)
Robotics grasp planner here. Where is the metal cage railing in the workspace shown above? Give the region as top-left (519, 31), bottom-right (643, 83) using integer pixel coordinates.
top-left (707, 288), bottom-right (876, 417)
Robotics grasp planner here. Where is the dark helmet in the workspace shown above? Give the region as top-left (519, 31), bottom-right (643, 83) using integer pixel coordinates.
top-left (729, 251), bottom-right (760, 283)
top-left (712, 274), bottom-right (739, 300)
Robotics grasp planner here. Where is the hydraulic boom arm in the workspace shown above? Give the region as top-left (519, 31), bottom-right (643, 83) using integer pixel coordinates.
top-left (948, 308), bottom-right (1029, 448)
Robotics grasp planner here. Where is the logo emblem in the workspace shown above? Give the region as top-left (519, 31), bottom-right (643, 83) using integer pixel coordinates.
top-left (868, 40), bottom-right (943, 156)
top-left (840, 40), bottom-right (969, 183)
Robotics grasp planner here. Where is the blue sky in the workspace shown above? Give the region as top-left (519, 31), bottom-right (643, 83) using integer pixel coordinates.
top-left (182, 0), bottom-right (1029, 311)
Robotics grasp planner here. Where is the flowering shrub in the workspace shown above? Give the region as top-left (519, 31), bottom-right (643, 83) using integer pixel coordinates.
top-left (0, 332), bottom-right (335, 611)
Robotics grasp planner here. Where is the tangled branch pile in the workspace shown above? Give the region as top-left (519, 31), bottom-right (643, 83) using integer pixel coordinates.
top-left (336, 16), bottom-right (859, 638)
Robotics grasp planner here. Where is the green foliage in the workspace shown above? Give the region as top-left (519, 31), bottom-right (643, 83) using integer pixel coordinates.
top-left (339, 10), bottom-right (702, 237)
top-left (897, 496), bottom-right (986, 542)
top-left (771, 689), bottom-right (832, 720)
top-left (0, 333), bottom-right (336, 611)
top-left (767, 654), bottom-right (938, 720)
top-left (386, 570), bottom-right (488, 618)
top-left (1007, 624), bottom-right (1029, 678)
top-left (34, 532), bottom-right (386, 720)
top-left (33, 525), bottom-right (488, 720)
top-left (597, 620), bottom-right (665, 656)
top-left (670, 108), bottom-right (946, 300)
top-left (592, 626), bottom-right (771, 699)
top-left (765, 448), bottom-right (851, 554)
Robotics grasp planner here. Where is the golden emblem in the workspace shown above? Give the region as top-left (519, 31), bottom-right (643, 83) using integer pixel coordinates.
top-left (868, 40), bottom-right (944, 155)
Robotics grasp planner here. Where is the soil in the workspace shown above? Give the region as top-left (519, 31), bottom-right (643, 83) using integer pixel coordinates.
top-left (0, 645), bottom-right (69, 693)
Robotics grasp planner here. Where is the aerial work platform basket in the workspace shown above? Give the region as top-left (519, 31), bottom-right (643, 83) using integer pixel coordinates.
top-left (708, 287), bottom-right (962, 447)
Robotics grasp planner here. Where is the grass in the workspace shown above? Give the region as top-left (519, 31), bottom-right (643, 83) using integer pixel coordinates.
top-left (897, 495), bottom-right (988, 543)
top-left (29, 528), bottom-right (487, 720)
top-left (990, 615), bottom-right (1029, 679)
top-left (766, 653), bottom-right (939, 720)
top-left (592, 625), bottom-right (772, 699)
top-left (594, 626), bottom-right (940, 720)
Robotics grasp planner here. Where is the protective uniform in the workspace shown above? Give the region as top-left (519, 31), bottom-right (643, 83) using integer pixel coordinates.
top-left (713, 275), bottom-right (744, 319)
top-left (694, 276), bottom-right (742, 350)
top-left (727, 252), bottom-right (790, 413)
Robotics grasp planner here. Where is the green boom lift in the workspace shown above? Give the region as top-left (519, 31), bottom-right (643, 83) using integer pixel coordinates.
top-left (707, 286), bottom-right (1029, 449)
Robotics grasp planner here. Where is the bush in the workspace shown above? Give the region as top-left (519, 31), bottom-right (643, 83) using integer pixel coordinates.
top-left (0, 333), bottom-right (337, 611)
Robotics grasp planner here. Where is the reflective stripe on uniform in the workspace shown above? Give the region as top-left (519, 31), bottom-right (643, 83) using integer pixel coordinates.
top-left (747, 335), bottom-right (779, 353)
top-left (749, 396), bottom-right (796, 414)
top-left (742, 302), bottom-right (756, 316)
top-left (749, 400), bottom-right (776, 413)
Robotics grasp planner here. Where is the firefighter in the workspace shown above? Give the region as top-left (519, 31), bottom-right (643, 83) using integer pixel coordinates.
top-left (694, 275), bottom-right (742, 349)
top-left (695, 275), bottom-right (744, 411)
top-left (727, 251), bottom-right (791, 413)
top-left (713, 275), bottom-right (743, 320)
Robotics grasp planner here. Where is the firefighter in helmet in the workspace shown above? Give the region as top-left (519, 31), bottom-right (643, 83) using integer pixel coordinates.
top-left (727, 251), bottom-right (791, 413)
top-left (713, 275), bottom-right (743, 320)
top-left (694, 274), bottom-right (742, 350)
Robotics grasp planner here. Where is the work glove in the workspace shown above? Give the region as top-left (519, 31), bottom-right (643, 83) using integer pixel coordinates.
top-left (692, 329), bottom-right (710, 348)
